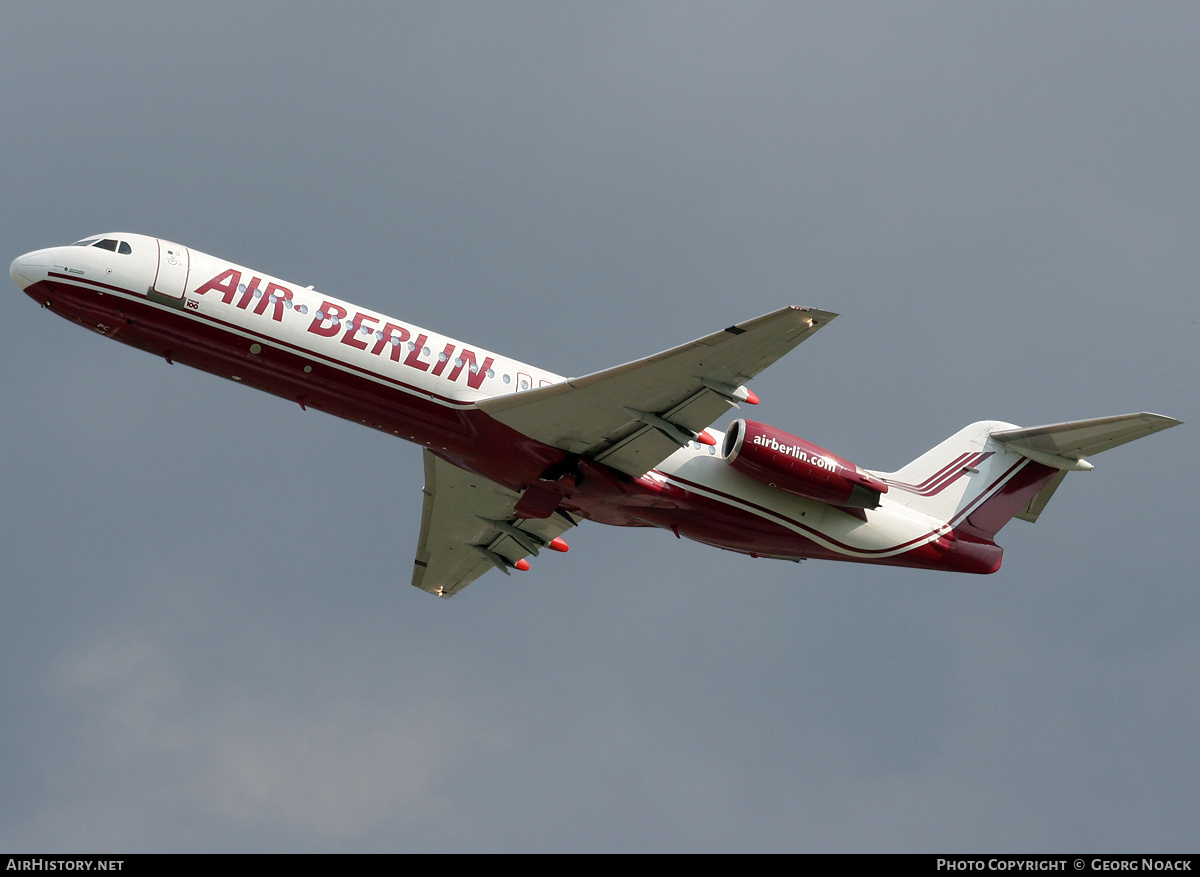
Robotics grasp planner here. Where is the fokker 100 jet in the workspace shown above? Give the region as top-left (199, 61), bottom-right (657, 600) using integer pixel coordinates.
top-left (10, 234), bottom-right (1181, 597)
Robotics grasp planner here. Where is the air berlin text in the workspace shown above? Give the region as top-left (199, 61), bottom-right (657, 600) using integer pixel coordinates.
top-left (752, 433), bottom-right (840, 472)
top-left (193, 268), bottom-right (293, 322)
top-left (192, 269), bottom-right (494, 390)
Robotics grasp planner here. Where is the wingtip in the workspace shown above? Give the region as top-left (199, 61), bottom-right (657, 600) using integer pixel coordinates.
top-left (1142, 412), bottom-right (1183, 428)
top-left (791, 306), bottom-right (839, 320)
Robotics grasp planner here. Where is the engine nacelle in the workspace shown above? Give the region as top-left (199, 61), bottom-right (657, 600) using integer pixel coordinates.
top-left (722, 419), bottom-right (889, 509)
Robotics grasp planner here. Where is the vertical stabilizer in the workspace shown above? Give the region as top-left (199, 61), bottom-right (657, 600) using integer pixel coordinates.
top-left (872, 420), bottom-right (1023, 525)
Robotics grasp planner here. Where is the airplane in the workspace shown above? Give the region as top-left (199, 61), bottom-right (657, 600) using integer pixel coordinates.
top-left (10, 233), bottom-right (1181, 597)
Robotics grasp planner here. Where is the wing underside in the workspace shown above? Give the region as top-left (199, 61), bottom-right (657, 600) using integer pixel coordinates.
top-left (478, 306), bottom-right (836, 477)
top-left (412, 450), bottom-right (578, 598)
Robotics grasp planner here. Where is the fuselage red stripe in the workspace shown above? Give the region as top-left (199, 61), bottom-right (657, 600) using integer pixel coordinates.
top-left (882, 451), bottom-right (992, 495)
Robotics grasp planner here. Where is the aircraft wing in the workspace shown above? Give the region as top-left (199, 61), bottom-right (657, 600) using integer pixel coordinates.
top-left (412, 450), bottom-right (578, 598)
top-left (477, 306), bottom-right (836, 477)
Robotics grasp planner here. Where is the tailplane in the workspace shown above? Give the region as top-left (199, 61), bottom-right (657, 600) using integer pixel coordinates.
top-left (872, 412), bottom-right (1181, 541)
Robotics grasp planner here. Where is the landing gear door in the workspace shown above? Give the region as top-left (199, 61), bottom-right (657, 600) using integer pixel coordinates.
top-left (153, 239), bottom-right (190, 300)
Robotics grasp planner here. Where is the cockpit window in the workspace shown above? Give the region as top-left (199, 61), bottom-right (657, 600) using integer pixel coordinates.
top-left (68, 236), bottom-right (132, 253)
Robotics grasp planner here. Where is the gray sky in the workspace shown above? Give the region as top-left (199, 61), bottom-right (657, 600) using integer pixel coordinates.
top-left (1, 2), bottom-right (1196, 852)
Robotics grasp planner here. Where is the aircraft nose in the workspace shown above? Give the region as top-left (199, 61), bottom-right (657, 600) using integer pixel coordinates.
top-left (10, 248), bottom-right (52, 290)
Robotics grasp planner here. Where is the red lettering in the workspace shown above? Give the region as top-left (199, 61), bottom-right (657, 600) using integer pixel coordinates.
top-left (255, 282), bottom-right (293, 322)
top-left (430, 342), bottom-right (455, 377)
top-left (340, 312), bottom-right (379, 350)
top-left (236, 276), bottom-right (261, 310)
top-left (192, 268), bottom-right (241, 304)
top-left (307, 301), bottom-right (346, 337)
top-left (404, 333), bottom-right (432, 372)
top-left (448, 350), bottom-right (495, 390)
top-left (470, 358), bottom-right (495, 389)
top-left (371, 322), bottom-right (411, 361)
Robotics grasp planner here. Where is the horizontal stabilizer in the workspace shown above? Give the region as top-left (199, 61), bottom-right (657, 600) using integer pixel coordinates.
top-left (991, 412), bottom-right (1181, 469)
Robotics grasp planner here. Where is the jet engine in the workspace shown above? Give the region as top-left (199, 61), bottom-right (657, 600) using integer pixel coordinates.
top-left (722, 419), bottom-right (889, 509)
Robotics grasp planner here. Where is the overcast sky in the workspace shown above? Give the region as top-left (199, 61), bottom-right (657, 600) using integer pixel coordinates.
top-left (1, 2), bottom-right (1196, 852)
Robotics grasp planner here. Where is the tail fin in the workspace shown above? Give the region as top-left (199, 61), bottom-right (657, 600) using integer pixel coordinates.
top-left (873, 412), bottom-right (1181, 540)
